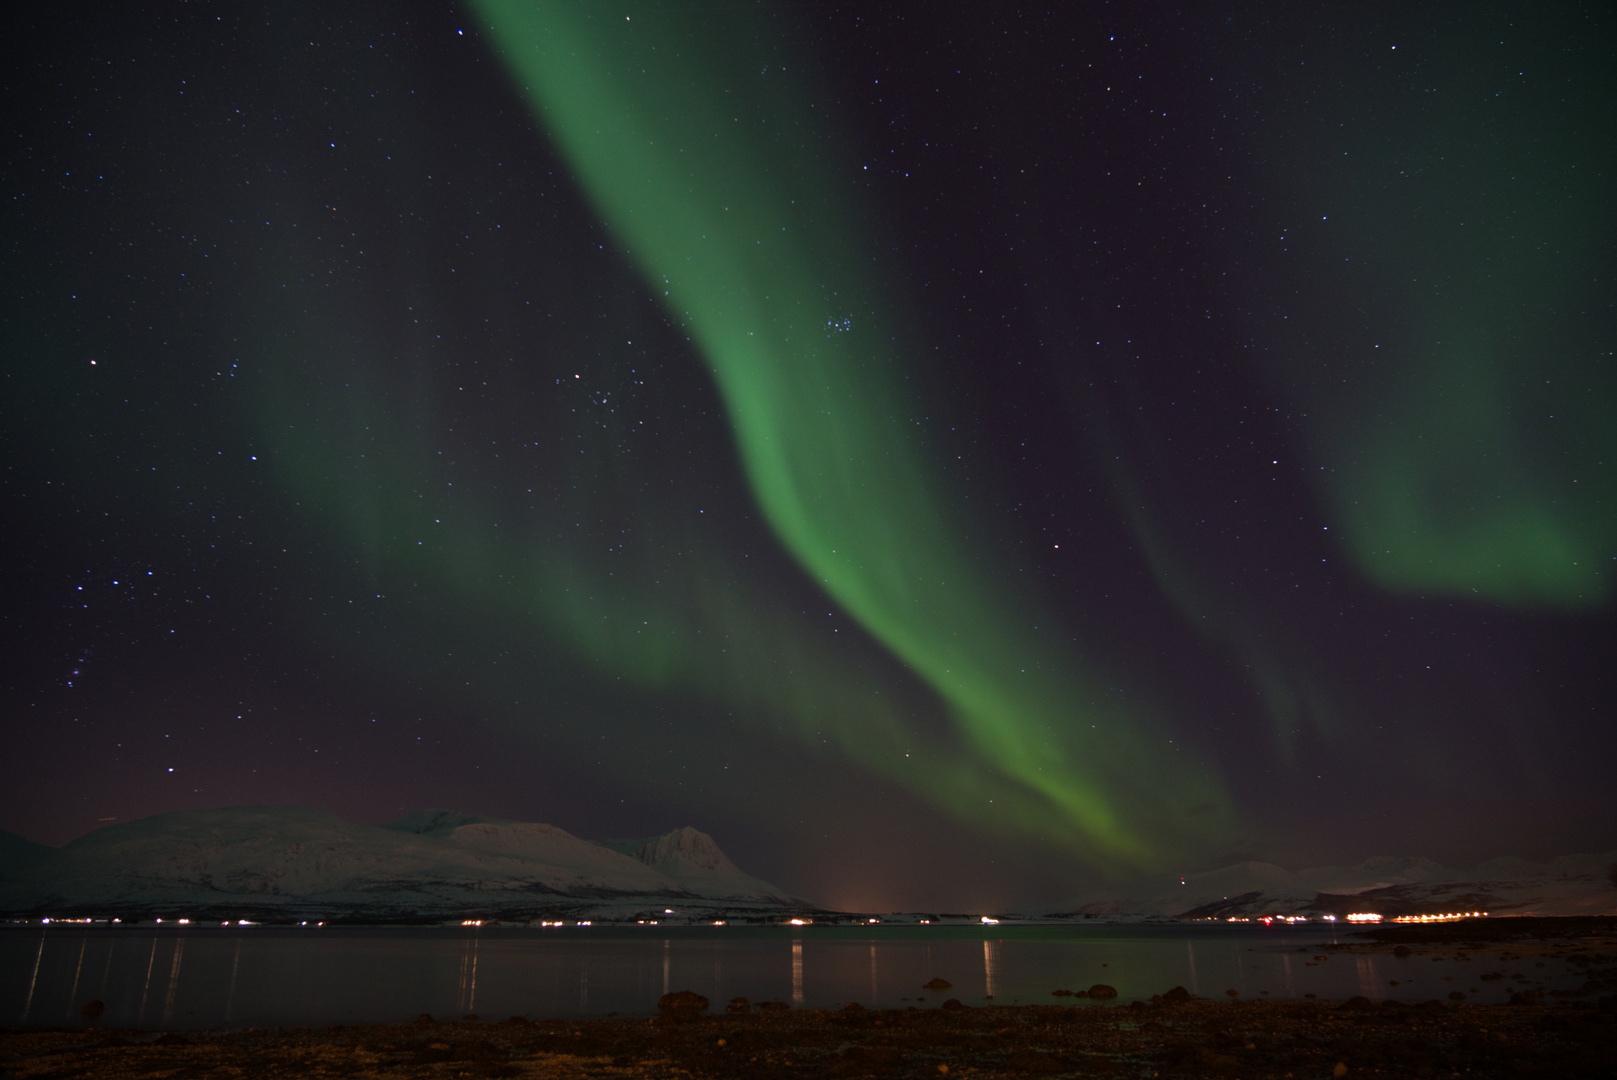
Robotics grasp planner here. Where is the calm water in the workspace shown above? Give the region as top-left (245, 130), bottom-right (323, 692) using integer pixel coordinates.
top-left (0, 923), bottom-right (1578, 1029)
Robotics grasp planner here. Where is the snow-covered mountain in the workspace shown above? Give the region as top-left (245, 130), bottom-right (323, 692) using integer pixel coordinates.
top-left (0, 806), bottom-right (799, 921)
top-left (1060, 852), bottom-right (1617, 920)
top-left (600, 826), bottom-right (776, 900)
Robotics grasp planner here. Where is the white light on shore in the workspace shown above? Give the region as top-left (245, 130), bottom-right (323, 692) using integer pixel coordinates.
top-left (1391, 911), bottom-right (1486, 923)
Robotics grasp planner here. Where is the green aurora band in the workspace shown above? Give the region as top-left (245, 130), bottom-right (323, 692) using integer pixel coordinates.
top-left (465, 1), bottom-right (1234, 868)
top-left (1248, 4), bottom-right (1616, 609)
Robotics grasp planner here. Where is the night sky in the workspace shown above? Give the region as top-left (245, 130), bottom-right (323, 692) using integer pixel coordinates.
top-left (3, 1), bottom-right (1613, 912)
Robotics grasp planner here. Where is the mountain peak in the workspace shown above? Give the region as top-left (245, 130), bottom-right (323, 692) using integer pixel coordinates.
top-left (633, 827), bottom-right (735, 873)
top-left (600, 826), bottom-right (789, 902)
top-left (378, 809), bottom-right (515, 837)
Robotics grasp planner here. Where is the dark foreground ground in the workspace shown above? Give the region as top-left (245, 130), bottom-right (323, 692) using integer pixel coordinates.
top-left (3, 996), bottom-right (1614, 1080)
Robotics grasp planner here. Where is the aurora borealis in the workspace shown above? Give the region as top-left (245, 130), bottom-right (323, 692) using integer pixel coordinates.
top-left (3, 1), bottom-right (1613, 909)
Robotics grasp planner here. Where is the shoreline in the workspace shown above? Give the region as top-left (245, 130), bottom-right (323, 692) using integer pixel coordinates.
top-left (6, 917), bottom-right (1611, 1076)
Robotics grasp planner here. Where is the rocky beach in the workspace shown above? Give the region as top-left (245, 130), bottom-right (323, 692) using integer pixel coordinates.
top-left (3, 994), bottom-right (1611, 1079)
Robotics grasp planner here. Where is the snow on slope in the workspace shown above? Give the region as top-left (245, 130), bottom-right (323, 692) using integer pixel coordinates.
top-left (1296, 856), bottom-right (1459, 895)
top-left (379, 809), bottom-right (515, 836)
top-left (1062, 853), bottom-right (1617, 920)
top-left (606, 826), bottom-right (789, 901)
top-left (0, 806), bottom-right (796, 919)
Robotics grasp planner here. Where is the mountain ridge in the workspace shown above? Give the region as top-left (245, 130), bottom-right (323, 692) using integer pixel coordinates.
top-left (0, 805), bottom-right (802, 921)
top-left (1060, 851), bottom-right (1617, 920)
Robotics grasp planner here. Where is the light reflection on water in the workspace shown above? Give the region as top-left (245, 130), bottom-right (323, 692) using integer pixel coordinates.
top-left (791, 939), bottom-right (804, 1005)
top-left (0, 923), bottom-right (1580, 1029)
top-left (455, 928), bottom-right (479, 1016)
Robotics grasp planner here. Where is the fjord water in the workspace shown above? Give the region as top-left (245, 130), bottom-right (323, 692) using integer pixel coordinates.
top-left (1, 924), bottom-right (1561, 1029)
